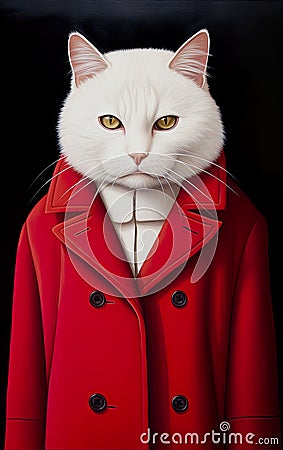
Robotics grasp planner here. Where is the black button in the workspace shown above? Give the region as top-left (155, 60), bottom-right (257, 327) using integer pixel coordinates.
top-left (90, 291), bottom-right (106, 308)
top-left (172, 395), bottom-right (189, 412)
top-left (89, 393), bottom-right (107, 412)
top-left (172, 290), bottom-right (188, 308)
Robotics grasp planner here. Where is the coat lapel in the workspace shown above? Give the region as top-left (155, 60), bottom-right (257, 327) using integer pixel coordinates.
top-left (137, 205), bottom-right (222, 296)
top-left (52, 196), bottom-right (141, 302)
top-left (48, 153), bottom-right (226, 298)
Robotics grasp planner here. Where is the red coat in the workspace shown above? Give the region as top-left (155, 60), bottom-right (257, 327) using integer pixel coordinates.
top-left (5, 153), bottom-right (281, 449)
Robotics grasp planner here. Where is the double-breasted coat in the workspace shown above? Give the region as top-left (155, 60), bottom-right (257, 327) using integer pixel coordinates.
top-left (5, 153), bottom-right (281, 449)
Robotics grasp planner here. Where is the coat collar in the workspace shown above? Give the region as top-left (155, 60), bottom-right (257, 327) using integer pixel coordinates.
top-left (99, 183), bottom-right (180, 223)
top-left (49, 152), bottom-right (226, 299)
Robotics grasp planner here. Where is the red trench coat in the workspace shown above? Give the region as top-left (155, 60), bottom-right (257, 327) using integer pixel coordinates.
top-left (5, 153), bottom-right (281, 449)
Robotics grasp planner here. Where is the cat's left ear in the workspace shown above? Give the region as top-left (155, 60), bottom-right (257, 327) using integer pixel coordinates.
top-left (68, 32), bottom-right (110, 87)
top-left (168, 29), bottom-right (210, 88)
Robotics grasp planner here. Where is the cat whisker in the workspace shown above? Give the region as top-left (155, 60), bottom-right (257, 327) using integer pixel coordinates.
top-left (151, 163), bottom-right (178, 204)
top-left (93, 163), bottom-right (129, 194)
top-left (29, 156), bottom-right (103, 203)
top-left (167, 167), bottom-right (215, 205)
top-left (162, 177), bottom-right (178, 203)
top-left (52, 153), bottom-right (138, 204)
top-left (57, 174), bottom-right (95, 204)
top-left (68, 166), bottom-right (112, 200)
top-left (29, 165), bottom-right (74, 204)
top-left (54, 154), bottom-right (128, 202)
top-left (166, 169), bottom-right (214, 217)
top-left (57, 163), bottom-right (107, 202)
top-left (92, 153), bottom-right (131, 165)
top-left (155, 172), bottom-right (184, 221)
top-left (91, 173), bottom-right (116, 204)
top-left (159, 151), bottom-right (236, 180)
top-left (152, 171), bottom-right (167, 205)
top-left (68, 178), bottom-right (95, 206)
top-left (155, 154), bottom-right (237, 195)
top-left (182, 161), bottom-right (238, 196)
top-left (107, 165), bottom-right (129, 193)
top-left (175, 151), bottom-right (236, 181)
top-left (28, 155), bottom-right (66, 190)
top-left (166, 173), bottom-right (213, 218)
top-left (68, 170), bottom-right (113, 206)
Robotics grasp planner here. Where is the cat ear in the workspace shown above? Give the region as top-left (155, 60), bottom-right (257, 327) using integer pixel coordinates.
top-left (68, 32), bottom-right (109, 87)
top-left (168, 29), bottom-right (210, 88)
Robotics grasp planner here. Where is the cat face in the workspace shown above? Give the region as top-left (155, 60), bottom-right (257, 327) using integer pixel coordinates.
top-left (58, 30), bottom-right (224, 190)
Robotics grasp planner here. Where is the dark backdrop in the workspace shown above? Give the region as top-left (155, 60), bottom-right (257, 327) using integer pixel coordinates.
top-left (1, 0), bottom-right (282, 447)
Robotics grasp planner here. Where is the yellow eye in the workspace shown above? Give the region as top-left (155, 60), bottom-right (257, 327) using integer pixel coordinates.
top-left (154, 115), bottom-right (178, 130)
top-left (100, 115), bottom-right (122, 130)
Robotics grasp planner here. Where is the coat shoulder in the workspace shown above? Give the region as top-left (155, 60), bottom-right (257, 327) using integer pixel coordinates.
top-left (224, 177), bottom-right (267, 229)
top-left (216, 177), bottom-right (269, 259)
top-left (26, 195), bottom-right (48, 223)
top-left (24, 195), bottom-right (62, 244)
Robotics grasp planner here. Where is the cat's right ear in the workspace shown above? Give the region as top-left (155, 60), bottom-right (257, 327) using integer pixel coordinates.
top-left (68, 32), bottom-right (109, 87)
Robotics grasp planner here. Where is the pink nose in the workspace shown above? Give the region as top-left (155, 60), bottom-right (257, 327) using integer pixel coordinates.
top-left (129, 153), bottom-right (148, 166)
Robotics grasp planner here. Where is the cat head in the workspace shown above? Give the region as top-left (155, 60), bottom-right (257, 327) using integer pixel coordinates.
top-left (58, 30), bottom-right (224, 190)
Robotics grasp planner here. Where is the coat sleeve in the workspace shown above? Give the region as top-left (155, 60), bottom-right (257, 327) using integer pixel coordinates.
top-left (5, 223), bottom-right (46, 449)
top-left (225, 216), bottom-right (281, 449)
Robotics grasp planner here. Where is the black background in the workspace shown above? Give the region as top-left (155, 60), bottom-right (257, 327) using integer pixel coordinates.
top-left (0, 0), bottom-right (282, 447)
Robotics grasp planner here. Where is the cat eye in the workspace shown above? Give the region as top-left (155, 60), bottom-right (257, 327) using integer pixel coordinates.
top-left (99, 115), bottom-right (123, 130)
top-left (154, 116), bottom-right (178, 130)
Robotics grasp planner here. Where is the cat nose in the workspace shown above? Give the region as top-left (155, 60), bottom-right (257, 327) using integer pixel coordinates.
top-left (129, 153), bottom-right (148, 166)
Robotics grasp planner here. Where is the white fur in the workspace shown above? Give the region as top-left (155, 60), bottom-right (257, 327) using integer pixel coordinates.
top-left (58, 36), bottom-right (224, 190)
